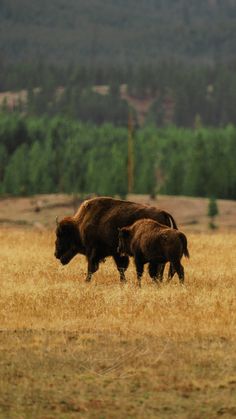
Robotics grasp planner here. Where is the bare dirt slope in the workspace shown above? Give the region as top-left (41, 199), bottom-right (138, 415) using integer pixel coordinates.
top-left (0, 85), bottom-right (154, 125)
top-left (0, 193), bottom-right (236, 232)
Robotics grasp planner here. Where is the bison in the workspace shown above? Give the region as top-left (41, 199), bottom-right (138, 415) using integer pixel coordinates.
top-left (118, 219), bottom-right (189, 287)
top-left (54, 196), bottom-right (178, 283)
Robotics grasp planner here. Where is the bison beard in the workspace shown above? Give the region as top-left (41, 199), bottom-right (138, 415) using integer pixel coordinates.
top-left (54, 196), bottom-right (178, 283)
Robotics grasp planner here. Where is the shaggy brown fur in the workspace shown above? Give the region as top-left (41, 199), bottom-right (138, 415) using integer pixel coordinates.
top-left (54, 196), bottom-right (178, 282)
top-left (118, 219), bottom-right (189, 287)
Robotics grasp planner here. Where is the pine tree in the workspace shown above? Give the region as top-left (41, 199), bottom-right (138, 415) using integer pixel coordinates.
top-left (3, 144), bottom-right (29, 195)
top-left (208, 197), bottom-right (219, 229)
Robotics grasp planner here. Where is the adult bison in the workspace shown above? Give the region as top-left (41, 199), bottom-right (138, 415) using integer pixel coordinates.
top-left (54, 196), bottom-right (178, 282)
top-left (118, 219), bottom-right (189, 287)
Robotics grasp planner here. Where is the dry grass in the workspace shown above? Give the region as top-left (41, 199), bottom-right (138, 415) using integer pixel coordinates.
top-left (0, 228), bottom-right (236, 418)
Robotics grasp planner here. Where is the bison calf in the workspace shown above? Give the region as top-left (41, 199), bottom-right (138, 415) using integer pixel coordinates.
top-left (118, 219), bottom-right (189, 287)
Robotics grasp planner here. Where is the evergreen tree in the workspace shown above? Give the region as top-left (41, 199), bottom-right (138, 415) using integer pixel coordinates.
top-left (0, 144), bottom-right (7, 193)
top-left (208, 197), bottom-right (219, 229)
top-left (3, 144), bottom-right (29, 195)
top-left (184, 131), bottom-right (209, 196)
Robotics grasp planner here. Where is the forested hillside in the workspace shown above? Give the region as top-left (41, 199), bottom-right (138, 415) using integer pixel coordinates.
top-left (1, 0), bottom-right (236, 65)
top-left (1, 0), bottom-right (236, 128)
top-left (1, 1), bottom-right (236, 200)
top-left (1, 113), bottom-right (236, 199)
top-left (2, 61), bottom-right (236, 128)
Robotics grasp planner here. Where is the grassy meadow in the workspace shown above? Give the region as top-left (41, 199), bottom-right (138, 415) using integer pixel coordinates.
top-left (0, 227), bottom-right (236, 418)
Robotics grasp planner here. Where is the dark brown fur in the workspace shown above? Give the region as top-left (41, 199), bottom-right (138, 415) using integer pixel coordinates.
top-left (118, 219), bottom-right (189, 287)
top-left (54, 196), bottom-right (178, 282)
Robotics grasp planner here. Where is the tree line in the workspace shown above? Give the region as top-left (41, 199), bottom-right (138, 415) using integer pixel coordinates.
top-left (2, 60), bottom-right (236, 128)
top-left (1, 113), bottom-right (236, 200)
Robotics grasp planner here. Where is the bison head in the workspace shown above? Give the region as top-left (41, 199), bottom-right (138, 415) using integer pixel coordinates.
top-left (117, 227), bottom-right (131, 256)
top-left (54, 217), bottom-right (84, 265)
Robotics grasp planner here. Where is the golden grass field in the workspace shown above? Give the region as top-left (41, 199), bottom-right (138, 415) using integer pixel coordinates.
top-left (1, 227), bottom-right (236, 418)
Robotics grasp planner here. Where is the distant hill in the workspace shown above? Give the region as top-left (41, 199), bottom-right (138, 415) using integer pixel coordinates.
top-left (0, 193), bottom-right (236, 232)
top-left (1, 0), bottom-right (236, 65)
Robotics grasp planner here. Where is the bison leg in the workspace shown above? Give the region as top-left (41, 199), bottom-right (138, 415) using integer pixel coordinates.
top-left (113, 254), bottom-right (129, 282)
top-left (172, 261), bottom-right (184, 284)
top-left (167, 263), bottom-right (176, 282)
top-left (156, 264), bottom-right (165, 282)
top-left (85, 249), bottom-right (100, 282)
top-left (148, 262), bottom-right (162, 283)
top-left (134, 257), bottom-right (144, 288)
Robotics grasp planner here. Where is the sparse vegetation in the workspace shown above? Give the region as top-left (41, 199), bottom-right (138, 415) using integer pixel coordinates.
top-left (0, 227), bottom-right (236, 418)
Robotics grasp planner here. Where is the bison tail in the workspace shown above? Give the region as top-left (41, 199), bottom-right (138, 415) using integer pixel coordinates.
top-left (179, 232), bottom-right (190, 258)
top-left (166, 212), bottom-right (178, 230)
